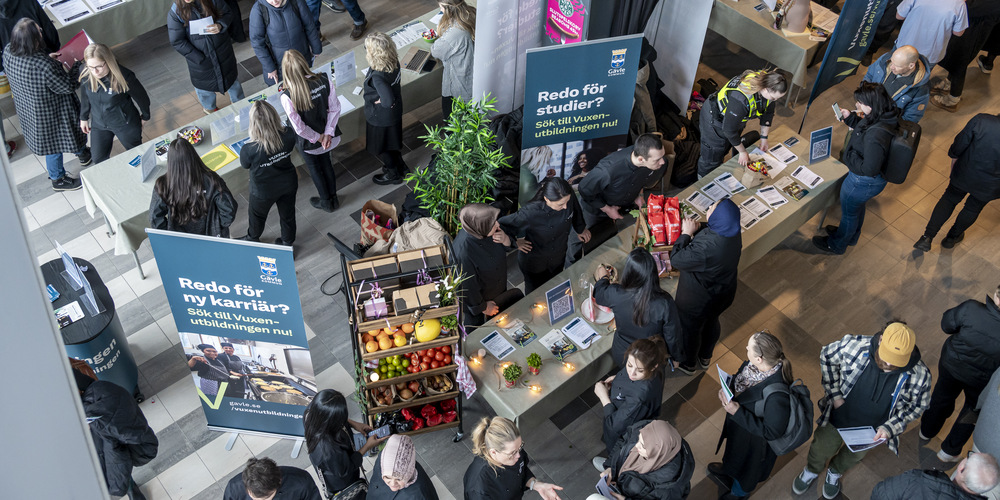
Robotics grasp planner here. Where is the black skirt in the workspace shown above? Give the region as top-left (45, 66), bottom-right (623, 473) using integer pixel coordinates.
top-left (366, 120), bottom-right (403, 155)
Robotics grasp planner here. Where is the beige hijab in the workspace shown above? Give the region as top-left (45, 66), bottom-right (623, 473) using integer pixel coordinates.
top-left (620, 420), bottom-right (682, 475)
top-left (459, 203), bottom-right (500, 239)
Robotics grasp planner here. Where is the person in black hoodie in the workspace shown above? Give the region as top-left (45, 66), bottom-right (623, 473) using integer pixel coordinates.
top-left (499, 177), bottom-right (590, 294)
top-left (364, 31), bottom-right (407, 185)
top-left (150, 138), bottom-right (238, 237)
top-left (594, 247), bottom-right (683, 367)
top-left (594, 419), bottom-right (694, 500)
top-left (871, 453), bottom-right (1000, 500)
top-left (671, 198), bottom-right (742, 375)
top-left (78, 44), bottom-right (150, 165)
top-left (304, 389), bottom-right (386, 496)
top-left (920, 286), bottom-right (1000, 461)
top-left (453, 203), bottom-right (524, 327)
top-left (168, 0), bottom-right (244, 114)
top-left (813, 82), bottom-right (899, 255)
top-left (239, 100), bottom-right (299, 245)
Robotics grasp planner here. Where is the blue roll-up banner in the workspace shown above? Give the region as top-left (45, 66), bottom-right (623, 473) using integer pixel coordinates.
top-left (806, 0), bottom-right (890, 106)
top-left (147, 230), bottom-right (317, 437)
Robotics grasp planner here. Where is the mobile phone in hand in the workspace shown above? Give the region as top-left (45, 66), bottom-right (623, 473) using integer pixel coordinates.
top-left (832, 102), bottom-right (843, 121)
top-left (368, 425), bottom-right (391, 439)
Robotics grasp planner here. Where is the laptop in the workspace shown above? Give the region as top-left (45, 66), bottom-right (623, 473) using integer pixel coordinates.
top-left (400, 46), bottom-right (431, 73)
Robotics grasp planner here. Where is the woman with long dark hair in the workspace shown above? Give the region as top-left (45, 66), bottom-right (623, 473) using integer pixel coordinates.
top-left (149, 138), bottom-right (237, 237)
top-left (498, 177), bottom-right (591, 293)
top-left (454, 203), bottom-right (524, 327)
top-left (709, 331), bottom-right (794, 499)
top-left (430, 0), bottom-right (475, 120)
top-left (595, 248), bottom-right (683, 366)
top-left (364, 31), bottom-right (407, 185)
top-left (239, 100), bottom-right (298, 245)
top-left (304, 389), bottom-right (386, 496)
top-left (78, 43), bottom-right (150, 165)
top-left (568, 147), bottom-right (607, 186)
top-left (813, 82), bottom-right (899, 254)
top-left (168, 0), bottom-right (244, 114)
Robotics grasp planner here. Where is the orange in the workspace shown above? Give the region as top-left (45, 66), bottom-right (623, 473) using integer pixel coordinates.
top-left (393, 336), bottom-right (407, 347)
top-left (365, 340), bottom-right (379, 353)
top-left (382, 328), bottom-right (395, 337)
top-left (401, 323), bottom-right (415, 334)
top-left (378, 337), bottom-right (393, 350)
top-left (362, 333), bottom-right (374, 343)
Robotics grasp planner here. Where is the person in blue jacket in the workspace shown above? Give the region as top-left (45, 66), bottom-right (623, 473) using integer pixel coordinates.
top-left (249, 0), bottom-right (322, 85)
top-left (862, 45), bottom-right (932, 123)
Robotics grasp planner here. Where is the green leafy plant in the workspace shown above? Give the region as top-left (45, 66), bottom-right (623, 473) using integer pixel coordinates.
top-left (439, 314), bottom-right (458, 332)
top-left (526, 353), bottom-right (542, 369)
top-left (405, 95), bottom-right (510, 235)
top-left (503, 363), bottom-right (523, 382)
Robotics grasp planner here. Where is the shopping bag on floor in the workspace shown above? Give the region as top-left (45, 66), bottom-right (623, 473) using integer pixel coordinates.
top-left (360, 200), bottom-right (398, 246)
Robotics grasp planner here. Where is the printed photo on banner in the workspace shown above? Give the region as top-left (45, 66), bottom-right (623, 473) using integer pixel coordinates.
top-left (519, 134), bottom-right (627, 205)
top-left (543, 0), bottom-right (591, 46)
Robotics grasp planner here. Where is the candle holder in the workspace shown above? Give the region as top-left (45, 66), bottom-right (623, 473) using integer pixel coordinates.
top-left (563, 362), bottom-right (576, 372)
top-left (529, 383), bottom-right (542, 393)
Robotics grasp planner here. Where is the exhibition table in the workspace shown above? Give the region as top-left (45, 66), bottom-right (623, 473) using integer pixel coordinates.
top-left (81, 9), bottom-right (444, 271)
top-left (466, 124), bottom-right (848, 429)
top-left (708, 0), bottom-right (823, 88)
top-left (52, 0), bottom-right (176, 48)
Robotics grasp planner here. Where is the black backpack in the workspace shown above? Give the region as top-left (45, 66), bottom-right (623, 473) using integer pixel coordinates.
top-left (753, 379), bottom-right (815, 455)
top-left (874, 119), bottom-right (921, 184)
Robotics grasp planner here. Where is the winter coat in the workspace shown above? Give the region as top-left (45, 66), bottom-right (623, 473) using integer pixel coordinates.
top-left (948, 113), bottom-right (1000, 201)
top-left (863, 51), bottom-right (932, 123)
top-left (2, 48), bottom-right (86, 156)
top-left (81, 381), bottom-right (158, 497)
top-left (430, 25), bottom-right (474, 101)
top-left (817, 334), bottom-right (932, 454)
top-left (940, 298), bottom-right (1000, 389)
top-left (168, 0), bottom-right (240, 93)
top-left (669, 227), bottom-right (742, 320)
top-left (601, 365), bottom-right (664, 455)
top-left (608, 420), bottom-right (695, 500)
top-left (79, 66), bottom-right (151, 131)
top-left (842, 108), bottom-right (900, 177)
top-left (0, 0), bottom-right (59, 72)
top-left (364, 67), bottom-right (403, 127)
top-left (498, 196), bottom-right (585, 274)
top-left (249, 0), bottom-right (321, 77)
top-left (149, 175), bottom-right (238, 237)
top-left (594, 278), bottom-right (684, 365)
top-left (716, 361), bottom-right (790, 492)
top-left (368, 459), bottom-right (440, 500)
top-left (871, 468), bottom-right (985, 500)
top-left (973, 366), bottom-right (1000, 456)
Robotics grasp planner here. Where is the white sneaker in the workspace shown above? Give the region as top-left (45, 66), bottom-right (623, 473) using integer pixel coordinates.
top-left (592, 456), bottom-right (606, 472)
top-left (938, 449), bottom-right (961, 462)
top-left (918, 430), bottom-right (931, 440)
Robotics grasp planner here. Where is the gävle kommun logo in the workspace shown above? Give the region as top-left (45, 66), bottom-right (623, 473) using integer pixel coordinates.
top-left (258, 256), bottom-right (282, 285)
top-left (609, 48), bottom-right (627, 77)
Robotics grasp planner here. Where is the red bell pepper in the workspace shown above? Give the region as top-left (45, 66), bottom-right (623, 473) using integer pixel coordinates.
top-left (442, 410), bottom-right (457, 423)
top-left (420, 404), bottom-right (437, 419)
top-left (410, 417), bottom-right (424, 431)
top-left (439, 399), bottom-right (457, 412)
top-left (401, 408), bottom-right (416, 421)
top-left (426, 413), bottom-right (444, 427)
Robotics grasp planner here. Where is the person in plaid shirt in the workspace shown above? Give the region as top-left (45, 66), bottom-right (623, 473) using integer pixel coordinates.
top-left (792, 322), bottom-right (932, 499)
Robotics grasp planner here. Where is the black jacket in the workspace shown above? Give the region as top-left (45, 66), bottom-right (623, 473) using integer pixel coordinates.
top-left (453, 229), bottom-right (510, 319)
top-left (948, 113), bottom-right (1000, 201)
top-left (940, 298), bottom-right (1000, 388)
top-left (602, 365), bottom-right (664, 455)
top-left (368, 459), bottom-right (440, 500)
top-left (364, 68), bottom-right (403, 127)
top-left (79, 66), bottom-right (151, 131)
top-left (82, 381), bottom-right (158, 497)
top-left (0, 0), bottom-right (59, 72)
top-left (149, 175), bottom-right (238, 237)
top-left (608, 420), bottom-right (695, 500)
top-left (670, 228), bottom-right (741, 316)
top-left (463, 451), bottom-right (532, 500)
top-left (224, 465), bottom-right (322, 500)
top-left (594, 278), bottom-right (683, 365)
top-left (308, 434), bottom-right (362, 494)
top-left (871, 468), bottom-right (985, 500)
top-left (842, 109), bottom-right (900, 177)
top-left (249, 0), bottom-right (322, 76)
top-left (240, 126), bottom-right (299, 199)
top-left (578, 146), bottom-right (658, 218)
top-left (498, 196), bottom-right (585, 273)
top-left (168, 0), bottom-right (240, 93)
top-left (716, 361), bottom-right (790, 492)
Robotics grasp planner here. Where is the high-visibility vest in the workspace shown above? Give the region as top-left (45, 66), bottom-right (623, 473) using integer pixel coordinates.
top-left (716, 72), bottom-right (769, 123)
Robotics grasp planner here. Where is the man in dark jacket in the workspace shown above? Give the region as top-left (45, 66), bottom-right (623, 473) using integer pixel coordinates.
top-left (224, 457), bottom-right (322, 500)
top-left (920, 286), bottom-right (1000, 461)
top-left (862, 45), bottom-right (932, 122)
top-left (249, 0), bottom-right (322, 85)
top-left (914, 113), bottom-right (1000, 251)
top-left (871, 453), bottom-right (1000, 499)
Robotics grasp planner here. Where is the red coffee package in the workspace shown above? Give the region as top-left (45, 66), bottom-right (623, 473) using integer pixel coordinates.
top-left (647, 194), bottom-right (666, 245)
top-left (665, 196), bottom-right (681, 244)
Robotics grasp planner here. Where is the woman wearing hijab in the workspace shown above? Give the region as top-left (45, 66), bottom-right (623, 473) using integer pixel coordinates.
top-left (187, 344), bottom-right (232, 397)
top-left (368, 435), bottom-right (439, 499)
top-left (594, 247), bottom-right (684, 367)
top-left (670, 199), bottom-right (742, 375)
top-left (589, 419), bottom-right (694, 500)
top-left (709, 331), bottom-right (793, 499)
top-left (453, 203), bottom-right (524, 327)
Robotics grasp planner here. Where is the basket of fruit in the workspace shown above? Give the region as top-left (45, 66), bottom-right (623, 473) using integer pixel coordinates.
top-left (371, 385), bottom-right (394, 407)
top-left (393, 380), bottom-right (423, 403)
top-left (374, 354), bottom-right (411, 380)
top-left (422, 373), bottom-right (454, 395)
top-left (179, 126), bottom-right (204, 145)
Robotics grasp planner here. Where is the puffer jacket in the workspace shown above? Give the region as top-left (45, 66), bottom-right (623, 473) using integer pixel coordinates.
top-left (871, 468), bottom-right (985, 500)
top-left (248, 0), bottom-right (321, 76)
top-left (82, 381), bottom-right (158, 496)
top-left (940, 297), bottom-right (1000, 388)
top-left (609, 420), bottom-right (695, 500)
top-left (167, 0), bottom-right (240, 93)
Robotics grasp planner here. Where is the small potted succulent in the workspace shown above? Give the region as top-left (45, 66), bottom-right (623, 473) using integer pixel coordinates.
top-left (526, 353), bottom-right (542, 375)
top-left (439, 314), bottom-right (458, 335)
top-left (502, 363), bottom-right (522, 388)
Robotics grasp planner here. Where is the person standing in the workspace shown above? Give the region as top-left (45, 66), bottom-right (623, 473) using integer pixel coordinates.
top-left (249, 0), bottom-right (322, 86)
top-left (871, 453), bottom-right (1000, 499)
top-left (430, 0), bottom-right (475, 120)
top-left (862, 45), bottom-right (932, 123)
top-left (792, 322), bottom-right (931, 499)
top-left (813, 82), bottom-right (899, 255)
top-left (0, 0), bottom-right (59, 56)
top-left (367, 434), bottom-right (440, 499)
top-left (304, 390), bottom-right (386, 496)
top-left (974, 367), bottom-right (1000, 500)
top-left (224, 458), bottom-right (322, 500)
top-left (919, 286), bottom-right (1000, 461)
top-left (222, 0), bottom-right (246, 42)
top-left (588, 420), bottom-right (695, 500)
top-left (217, 342), bottom-right (247, 399)
top-left (453, 203), bottom-right (523, 327)
top-left (168, 0), bottom-right (245, 114)
top-left (240, 100), bottom-right (299, 246)
top-left (150, 138), bottom-right (238, 237)
top-left (78, 44), bottom-right (150, 165)
top-left (670, 199), bottom-right (742, 374)
top-left (464, 416), bottom-right (564, 500)
top-left (363, 31), bottom-right (407, 185)
top-left (186, 344), bottom-right (232, 398)
top-left (913, 113), bottom-right (1000, 251)
top-left (931, 1), bottom-right (1000, 112)
top-left (697, 69), bottom-right (786, 178)
top-left (3, 19), bottom-right (91, 192)
top-left (305, 0), bottom-right (368, 40)
top-left (894, 0), bottom-right (968, 68)
top-left (280, 49), bottom-right (341, 213)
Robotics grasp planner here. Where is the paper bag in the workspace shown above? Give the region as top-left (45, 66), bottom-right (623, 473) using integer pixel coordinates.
top-left (360, 200), bottom-right (398, 245)
top-left (741, 165), bottom-right (768, 189)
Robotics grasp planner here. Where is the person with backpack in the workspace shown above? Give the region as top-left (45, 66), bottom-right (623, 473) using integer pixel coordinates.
top-left (588, 419), bottom-right (695, 500)
top-left (792, 322), bottom-right (931, 499)
top-left (913, 112), bottom-right (1000, 252)
top-left (708, 330), bottom-right (794, 500)
top-left (813, 82), bottom-right (900, 255)
top-left (249, 0), bottom-right (321, 86)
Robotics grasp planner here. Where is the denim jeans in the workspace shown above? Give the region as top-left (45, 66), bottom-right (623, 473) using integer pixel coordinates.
top-left (342, 0), bottom-right (366, 25)
top-left (195, 79), bottom-right (245, 111)
top-left (45, 144), bottom-right (88, 180)
top-left (828, 172), bottom-right (887, 252)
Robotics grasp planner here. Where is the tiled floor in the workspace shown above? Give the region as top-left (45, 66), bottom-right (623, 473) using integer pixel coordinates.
top-left (6, 2), bottom-right (1000, 499)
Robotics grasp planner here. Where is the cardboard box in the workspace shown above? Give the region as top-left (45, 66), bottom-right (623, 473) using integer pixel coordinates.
top-left (399, 247), bottom-right (445, 272)
top-left (392, 288), bottom-right (420, 315)
top-left (370, 257), bottom-right (400, 278)
top-left (415, 283), bottom-right (440, 307)
top-left (349, 261), bottom-right (375, 282)
top-left (355, 282), bottom-right (399, 303)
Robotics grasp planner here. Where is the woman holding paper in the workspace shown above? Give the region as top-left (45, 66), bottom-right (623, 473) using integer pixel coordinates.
top-left (78, 44), bottom-right (150, 165)
top-left (709, 330), bottom-right (793, 499)
top-left (304, 389), bottom-right (387, 496)
top-left (429, 0), bottom-right (476, 120)
top-left (239, 100), bottom-right (298, 245)
top-left (168, 0), bottom-right (245, 114)
top-left (588, 419), bottom-right (695, 500)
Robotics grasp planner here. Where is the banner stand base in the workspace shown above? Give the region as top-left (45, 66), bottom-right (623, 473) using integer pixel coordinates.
top-left (208, 426), bottom-right (306, 458)
top-left (291, 439), bottom-right (303, 459)
top-left (225, 432), bottom-right (239, 451)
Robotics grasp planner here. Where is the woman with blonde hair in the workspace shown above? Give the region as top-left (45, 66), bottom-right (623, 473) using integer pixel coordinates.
top-left (430, 0), bottom-right (475, 119)
top-left (464, 416), bottom-right (564, 499)
top-left (78, 43), bottom-right (150, 165)
top-left (363, 31), bottom-right (407, 185)
top-left (279, 49), bottom-right (342, 212)
top-left (239, 100), bottom-right (298, 246)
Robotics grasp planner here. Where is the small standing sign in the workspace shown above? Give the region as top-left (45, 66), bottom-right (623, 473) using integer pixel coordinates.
top-left (809, 126), bottom-right (833, 164)
top-left (544, 279), bottom-right (575, 325)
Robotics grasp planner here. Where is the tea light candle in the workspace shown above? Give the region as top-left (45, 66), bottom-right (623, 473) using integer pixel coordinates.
top-left (563, 362), bottom-right (576, 372)
top-left (470, 356), bottom-right (481, 366)
top-left (496, 313), bottom-right (509, 326)
top-left (534, 302), bottom-right (546, 311)
top-left (529, 384), bottom-right (542, 392)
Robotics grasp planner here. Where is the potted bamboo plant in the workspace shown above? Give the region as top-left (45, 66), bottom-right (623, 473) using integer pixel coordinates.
top-left (502, 363), bottom-right (522, 388)
top-left (526, 353), bottom-right (542, 375)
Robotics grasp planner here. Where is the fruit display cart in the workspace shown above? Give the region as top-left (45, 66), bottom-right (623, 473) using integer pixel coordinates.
top-left (340, 243), bottom-right (465, 441)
